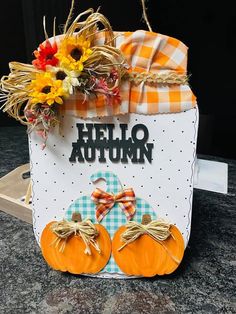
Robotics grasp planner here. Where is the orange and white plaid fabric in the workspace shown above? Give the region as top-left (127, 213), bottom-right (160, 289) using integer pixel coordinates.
top-left (64, 30), bottom-right (196, 117)
top-left (91, 187), bottom-right (136, 222)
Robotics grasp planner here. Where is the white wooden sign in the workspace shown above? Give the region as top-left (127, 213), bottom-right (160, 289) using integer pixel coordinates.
top-left (29, 106), bottom-right (198, 277)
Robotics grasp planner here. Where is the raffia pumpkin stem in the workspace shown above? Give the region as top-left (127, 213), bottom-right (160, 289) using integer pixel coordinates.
top-left (72, 212), bottom-right (82, 222)
top-left (141, 214), bottom-right (152, 225)
top-left (50, 212), bottom-right (101, 255)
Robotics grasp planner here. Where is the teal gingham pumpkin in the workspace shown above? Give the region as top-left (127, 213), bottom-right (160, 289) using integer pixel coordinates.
top-left (65, 170), bottom-right (157, 274)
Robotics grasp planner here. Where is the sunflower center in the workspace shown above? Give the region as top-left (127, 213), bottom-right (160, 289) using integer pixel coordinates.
top-left (41, 86), bottom-right (51, 94)
top-left (46, 54), bottom-right (54, 60)
top-left (70, 47), bottom-right (82, 61)
top-left (56, 70), bottom-right (67, 80)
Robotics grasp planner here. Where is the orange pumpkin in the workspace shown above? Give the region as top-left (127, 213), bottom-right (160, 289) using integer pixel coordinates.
top-left (112, 214), bottom-right (184, 277)
top-left (40, 213), bottom-right (111, 274)
top-left (160, 225), bottom-right (185, 274)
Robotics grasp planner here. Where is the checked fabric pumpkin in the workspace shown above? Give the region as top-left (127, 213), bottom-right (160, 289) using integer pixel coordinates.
top-left (112, 214), bottom-right (185, 277)
top-left (40, 213), bottom-right (111, 274)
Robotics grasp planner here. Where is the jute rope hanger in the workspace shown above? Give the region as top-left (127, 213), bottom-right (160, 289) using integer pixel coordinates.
top-left (65, 0), bottom-right (153, 33)
top-left (63, 0), bottom-right (188, 87)
top-left (140, 0), bottom-right (153, 32)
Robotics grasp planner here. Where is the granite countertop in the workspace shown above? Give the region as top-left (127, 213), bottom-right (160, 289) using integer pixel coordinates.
top-left (0, 126), bottom-right (235, 314)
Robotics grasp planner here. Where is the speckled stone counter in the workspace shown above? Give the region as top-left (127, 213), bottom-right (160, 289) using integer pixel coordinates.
top-left (0, 126), bottom-right (235, 314)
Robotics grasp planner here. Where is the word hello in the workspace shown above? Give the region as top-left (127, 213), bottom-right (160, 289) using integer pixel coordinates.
top-left (69, 123), bottom-right (154, 163)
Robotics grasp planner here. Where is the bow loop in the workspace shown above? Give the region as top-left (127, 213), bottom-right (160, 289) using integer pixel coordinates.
top-left (51, 218), bottom-right (100, 255)
top-left (118, 216), bottom-right (181, 265)
top-left (91, 187), bottom-right (136, 222)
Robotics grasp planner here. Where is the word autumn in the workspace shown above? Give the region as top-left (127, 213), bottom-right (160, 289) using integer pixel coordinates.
top-left (69, 123), bottom-right (154, 163)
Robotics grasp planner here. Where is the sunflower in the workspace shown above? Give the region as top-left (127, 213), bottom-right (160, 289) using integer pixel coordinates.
top-left (55, 35), bottom-right (92, 74)
top-left (29, 72), bottom-right (68, 106)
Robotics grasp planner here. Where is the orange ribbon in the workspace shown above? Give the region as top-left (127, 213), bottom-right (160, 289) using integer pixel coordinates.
top-left (91, 188), bottom-right (136, 222)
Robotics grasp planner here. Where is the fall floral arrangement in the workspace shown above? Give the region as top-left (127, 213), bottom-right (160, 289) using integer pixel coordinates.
top-left (0, 3), bottom-right (190, 148)
top-left (0, 8), bottom-right (126, 147)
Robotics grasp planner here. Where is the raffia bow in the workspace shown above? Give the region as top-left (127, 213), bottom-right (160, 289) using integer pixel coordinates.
top-left (91, 187), bottom-right (136, 222)
top-left (51, 215), bottom-right (100, 255)
top-left (118, 215), bottom-right (180, 264)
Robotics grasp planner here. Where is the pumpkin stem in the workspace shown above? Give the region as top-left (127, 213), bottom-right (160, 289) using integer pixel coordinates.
top-left (142, 214), bottom-right (151, 225)
top-left (72, 212), bottom-right (82, 222)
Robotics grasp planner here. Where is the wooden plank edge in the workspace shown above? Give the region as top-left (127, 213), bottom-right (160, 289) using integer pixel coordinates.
top-left (0, 193), bottom-right (32, 224)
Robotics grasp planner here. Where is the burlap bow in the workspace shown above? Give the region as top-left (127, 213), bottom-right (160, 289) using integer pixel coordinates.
top-left (91, 187), bottom-right (136, 222)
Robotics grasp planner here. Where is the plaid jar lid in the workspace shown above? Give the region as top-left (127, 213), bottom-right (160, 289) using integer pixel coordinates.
top-left (64, 30), bottom-right (197, 118)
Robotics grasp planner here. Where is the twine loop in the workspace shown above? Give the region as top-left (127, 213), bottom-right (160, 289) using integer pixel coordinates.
top-left (118, 219), bottom-right (171, 251)
top-left (51, 219), bottom-right (101, 255)
top-left (118, 218), bottom-right (180, 265)
top-left (125, 71), bottom-right (189, 86)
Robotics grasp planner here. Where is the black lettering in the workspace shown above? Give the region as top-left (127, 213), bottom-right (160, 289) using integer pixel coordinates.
top-left (77, 123), bottom-right (93, 140)
top-left (132, 124), bottom-right (149, 143)
top-left (139, 143), bottom-right (154, 163)
top-left (98, 146), bottom-right (106, 162)
top-left (106, 124), bottom-right (115, 140)
top-left (70, 123), bottom-right (154, 164)
top-left (94, 124), bottom-right (107, 142)
top-left (84, 144), bottom-right (96, 162)
top-left (109, 140), bottom-right (121, 162)
top-left (120, 124), bottom-right (131, 142)
top-left (121, 140), bottom-right (136, 162)
top-left (69, 142), bottom-right (84, 162)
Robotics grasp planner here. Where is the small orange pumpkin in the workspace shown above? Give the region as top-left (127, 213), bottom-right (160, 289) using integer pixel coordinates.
top-left (160, 224), bottom-right (185, 274)
top-left (40, 213), bottom-right (111, 274)
top-left (112, 214), bottom-right (184, 277)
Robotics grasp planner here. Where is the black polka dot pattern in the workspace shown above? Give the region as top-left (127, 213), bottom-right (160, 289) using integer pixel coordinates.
top-left (29, 109), bottom-right (198, 249)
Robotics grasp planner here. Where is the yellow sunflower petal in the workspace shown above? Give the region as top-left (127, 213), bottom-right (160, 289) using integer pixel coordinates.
top-left (47, 99), bottom-right (54, 106)
top-left (55, 97), bottom-right (63, 104)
